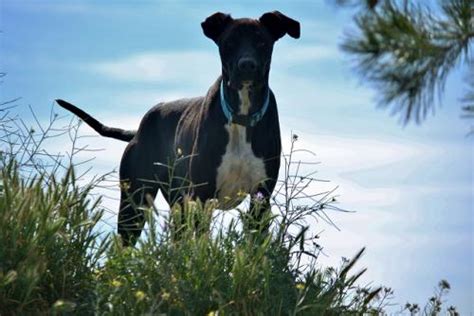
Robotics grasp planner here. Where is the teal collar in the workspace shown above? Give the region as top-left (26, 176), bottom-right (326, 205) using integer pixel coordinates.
top-left (220, 80), bottom-right (270, 127)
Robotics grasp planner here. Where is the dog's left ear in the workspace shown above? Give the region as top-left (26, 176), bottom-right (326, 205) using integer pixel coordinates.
top-left (201, 12), bottom-right (233, 43)
top-left (259, 11), bottom-right (300, 41)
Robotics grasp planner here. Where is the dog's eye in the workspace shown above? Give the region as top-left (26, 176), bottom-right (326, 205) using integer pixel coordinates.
top-left (257, 41), bottom-right (266, 48)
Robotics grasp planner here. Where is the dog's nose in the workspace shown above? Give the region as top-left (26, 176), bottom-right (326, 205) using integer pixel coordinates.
top-left (238, 58), bottom-right (257, 73)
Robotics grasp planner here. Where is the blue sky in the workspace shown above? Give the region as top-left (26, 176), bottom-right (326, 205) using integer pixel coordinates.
top-left (2, 1), bottom-right (473, 313)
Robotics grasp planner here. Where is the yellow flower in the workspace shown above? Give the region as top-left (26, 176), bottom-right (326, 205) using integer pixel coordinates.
top-left (92, 268), bottom-right (102, 279)
top-left (135, 290), bottom-right (146, 301)
top-left (111, 279), bottom-right (122, 288)
top-left (296, 283), bottom-right (305, 291)
top-left (119, 181), bottom-right (130, 191)
top-left (207, 311), bottom-right (218, 316)
top-left (161, 291), bottom-right (171, 301)
top-left (237, 190), bottom-right (246, 198)
top-left (171, 275), bottom-right (177, 283)
top-left (204, 198), bottom-right (218, 210)
top-left (186, 200), bottom-right (198, 210)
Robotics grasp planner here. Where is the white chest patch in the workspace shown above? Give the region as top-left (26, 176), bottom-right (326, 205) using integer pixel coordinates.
top-left (215, 85), bottom-right (267, 210)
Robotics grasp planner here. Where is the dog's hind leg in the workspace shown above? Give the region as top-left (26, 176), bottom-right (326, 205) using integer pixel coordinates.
top-left (118, 186), bottom-right (158, 247)
top-left (118, 142), bottom-right (159, 246)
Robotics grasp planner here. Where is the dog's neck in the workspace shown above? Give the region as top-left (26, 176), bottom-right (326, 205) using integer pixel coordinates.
top-left (221, 78), bottom-right (269, 116)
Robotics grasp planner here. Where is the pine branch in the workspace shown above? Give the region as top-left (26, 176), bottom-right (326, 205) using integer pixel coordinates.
top-left (341, 0), bottom-right (473, 124)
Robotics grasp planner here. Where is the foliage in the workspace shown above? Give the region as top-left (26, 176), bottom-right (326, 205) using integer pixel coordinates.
top-left (0, 103), bottom-right (459, 314)
top-left (340, 0), bottom-right (473, 124)
top-left (0, 161), bottom-right (107, 314)
top-left (403, 280), bottom-right (459, 316)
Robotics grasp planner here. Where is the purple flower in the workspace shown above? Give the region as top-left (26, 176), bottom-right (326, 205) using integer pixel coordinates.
top-left (254, 191), bottom-right (265, 201)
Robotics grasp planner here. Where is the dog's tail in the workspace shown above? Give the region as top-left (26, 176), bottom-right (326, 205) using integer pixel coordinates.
top-left (56, 99), bottom-right (136, 142)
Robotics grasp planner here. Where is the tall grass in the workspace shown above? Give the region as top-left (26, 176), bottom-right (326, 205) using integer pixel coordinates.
top-left (0, 161), bottom-right (107, 314)
top-left (0, 104), bottom-right (458, 315)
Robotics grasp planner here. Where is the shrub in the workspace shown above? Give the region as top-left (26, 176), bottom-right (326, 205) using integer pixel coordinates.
top-left (0, 106), bottom-right (457, 314)
top-left (0, 161), bottom-right (107, 314)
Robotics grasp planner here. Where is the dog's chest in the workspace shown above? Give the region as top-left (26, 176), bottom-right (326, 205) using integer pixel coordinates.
top-left (215, 87), bottom-right (267, 209)
top-left (215, 124), bottom-right (267, 209)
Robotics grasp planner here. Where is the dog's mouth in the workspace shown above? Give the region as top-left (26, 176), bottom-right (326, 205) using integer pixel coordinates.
top-left (227, 75), bottom-right (265, 90)
top-left (223, 64), bottom-right (267, 90)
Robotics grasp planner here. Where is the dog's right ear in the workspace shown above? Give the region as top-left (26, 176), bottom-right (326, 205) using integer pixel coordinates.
top-left (201, 12), bottom-right (233, 43)
top-left (259, 11), bottom-right (300, 41)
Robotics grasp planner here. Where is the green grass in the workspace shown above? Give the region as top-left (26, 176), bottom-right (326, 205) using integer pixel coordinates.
top-left (0, 155), bottom-right (460, 315)
top-left (0, 161), bottom-right (107, 314)
top-left (0, 158), bottom-right (379, 315)
top-left (0, 113), bottom-right (458, 315)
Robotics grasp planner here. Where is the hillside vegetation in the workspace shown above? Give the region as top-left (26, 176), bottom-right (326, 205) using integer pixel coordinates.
top-left (0, 110), bottom-right (457, 315)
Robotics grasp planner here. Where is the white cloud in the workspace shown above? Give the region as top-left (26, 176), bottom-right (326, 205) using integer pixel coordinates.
top-left (90, 51), bottom-right (219, 84)
top-left (280, 127), bottom-right (434, 175)
top-left (273, 43), bottom-right (340, 65)
top-left (101, 89), bottom-right (202, 109)
top-left (89, 44), bottom-right (340, 84)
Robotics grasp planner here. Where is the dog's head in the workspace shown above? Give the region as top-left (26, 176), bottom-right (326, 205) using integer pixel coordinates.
top-left (202, 11), bottom-right (300, 90)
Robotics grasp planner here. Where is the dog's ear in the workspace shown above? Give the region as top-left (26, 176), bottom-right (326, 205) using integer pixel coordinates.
top-left (259, 11), bottom-right (300, 41)
top-left (201, 12), bottom-right (233, 43)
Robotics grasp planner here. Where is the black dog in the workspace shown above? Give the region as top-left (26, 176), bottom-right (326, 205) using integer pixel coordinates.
top-left (57, 11), bottom-right (300, 246)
